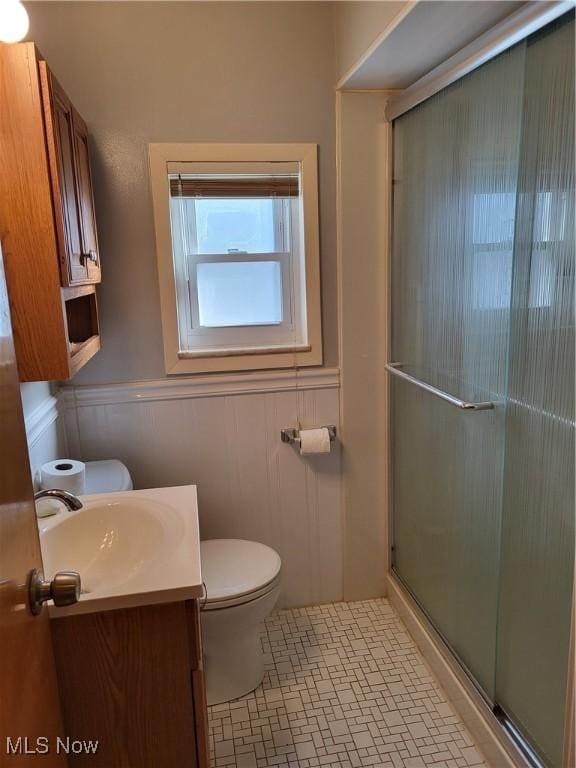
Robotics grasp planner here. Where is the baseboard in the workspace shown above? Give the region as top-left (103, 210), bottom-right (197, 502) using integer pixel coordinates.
top-left (386, 572), bottom-right (528, 768)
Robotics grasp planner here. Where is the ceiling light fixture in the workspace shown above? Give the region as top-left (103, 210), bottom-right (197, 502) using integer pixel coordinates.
top-left (0, 0), bottom-right (29, 44)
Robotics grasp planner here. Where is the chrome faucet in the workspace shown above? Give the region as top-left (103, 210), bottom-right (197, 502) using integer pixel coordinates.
top-left (34, 488), bottom-right (83, 511)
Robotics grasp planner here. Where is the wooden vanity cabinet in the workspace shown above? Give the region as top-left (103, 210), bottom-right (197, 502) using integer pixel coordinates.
top-left (0, 42), bottom-right (101, 381)
top-left (51, 600), bottom-right (210, 768)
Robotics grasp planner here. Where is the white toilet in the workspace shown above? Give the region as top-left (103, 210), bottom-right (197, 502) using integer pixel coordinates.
top-left (200, 539), bottom-right (281, 705)
top-left (80, 464), bottom-right (281, 705)
top-left (84, 459), bottom-right (133, 494)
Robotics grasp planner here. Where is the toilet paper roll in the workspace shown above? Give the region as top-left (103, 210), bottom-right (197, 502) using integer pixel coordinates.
top-left (40, 459), bottom-right (86, 495)
top-left (299, 428), bottom-right (331, 456)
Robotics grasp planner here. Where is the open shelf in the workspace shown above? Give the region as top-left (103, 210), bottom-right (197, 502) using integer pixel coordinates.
top-left (63, 285), bottom-right (101, 376)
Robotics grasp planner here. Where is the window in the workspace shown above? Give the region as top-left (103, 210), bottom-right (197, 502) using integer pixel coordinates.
top-left (149, 145), bottom-right (322, 374)
top-left (471, 191), bottom-right (515, 310)
top-left (169, 167), bottom-right (303, 351)
top-left (471, 189), bottom-right (565, 310)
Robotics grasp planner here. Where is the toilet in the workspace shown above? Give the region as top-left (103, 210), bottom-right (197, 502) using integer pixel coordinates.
top-left (200, 539), bottom-right (281, 705)
top-left (80, 463), bottom-right (281, 705)
top-left (84, 459), bottom-right (133, 494)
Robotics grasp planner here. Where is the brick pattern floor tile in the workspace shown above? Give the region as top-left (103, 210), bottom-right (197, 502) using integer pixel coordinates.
top-left (208, 599), bottom-right (488, 768)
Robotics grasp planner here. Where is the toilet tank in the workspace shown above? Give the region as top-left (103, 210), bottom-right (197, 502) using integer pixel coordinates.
top-left (84, 460), bottom-right (133, 494)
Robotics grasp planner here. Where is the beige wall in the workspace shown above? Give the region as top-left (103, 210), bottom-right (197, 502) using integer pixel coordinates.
top-left (26, 1), bottom-right (337, 384)
top-left (333, 1), bottom-right (410, 84)
top-left (337, 91), bottom-right (390, 600)
top-left (23, 3), bottom-right (393, 605)
top-left (20, 382), bottom-right (52, 417)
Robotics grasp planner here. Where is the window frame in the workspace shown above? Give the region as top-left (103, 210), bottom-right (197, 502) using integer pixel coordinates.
top-left (149, 143), bottom-right (322, 374)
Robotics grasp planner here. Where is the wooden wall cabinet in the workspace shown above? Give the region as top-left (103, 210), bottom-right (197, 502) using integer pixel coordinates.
top-left (0, 42), bottom-right (102, 381)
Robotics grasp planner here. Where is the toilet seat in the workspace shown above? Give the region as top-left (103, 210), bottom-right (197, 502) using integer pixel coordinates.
top-left (202, 572), bottom-right (281, 610)
top-left (201, 539), bottom-right (281, 611)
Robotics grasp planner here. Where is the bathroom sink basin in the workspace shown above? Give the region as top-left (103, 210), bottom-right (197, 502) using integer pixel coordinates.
top-left (42, 497), bottom-right (181, 592)
top-left (38, 486), bottom-right (203, 617)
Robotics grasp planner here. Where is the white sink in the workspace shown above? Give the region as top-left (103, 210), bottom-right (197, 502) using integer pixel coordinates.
top-left (38, 486), bottom-right (203, 617)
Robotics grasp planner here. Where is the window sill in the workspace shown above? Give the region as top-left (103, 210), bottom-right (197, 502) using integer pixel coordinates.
top-left (166, 344), bottom-right (322, 375)
top-left (177, 344), bottom-right (311, 359)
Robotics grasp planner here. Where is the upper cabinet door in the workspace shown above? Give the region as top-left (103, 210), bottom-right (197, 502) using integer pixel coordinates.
top-left (72, 109), bottom-right (101, 283)
top-left (39, 63), bottom-right (87, 285)
top-left (39, 63), bottom-right (100, 286)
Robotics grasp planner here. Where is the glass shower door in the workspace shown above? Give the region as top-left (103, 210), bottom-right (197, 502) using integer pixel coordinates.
top-left (391, 43), bottom-right (525, 700)
top-left (391, 12), bottom-right (575, 766)
top-left (495, 16), bottom-right (575, 768)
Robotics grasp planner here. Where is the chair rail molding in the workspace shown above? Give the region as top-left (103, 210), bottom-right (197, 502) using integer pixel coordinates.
top-left (60, 367), bottom-right (340, 408)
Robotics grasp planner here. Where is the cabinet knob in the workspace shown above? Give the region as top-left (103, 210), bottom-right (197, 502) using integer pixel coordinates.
top-left (82, 250), bottom-right (98, 264)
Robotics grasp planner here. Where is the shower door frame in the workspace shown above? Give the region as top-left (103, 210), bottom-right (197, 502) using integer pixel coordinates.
top-left (382, 100), bottom-right (575, 768)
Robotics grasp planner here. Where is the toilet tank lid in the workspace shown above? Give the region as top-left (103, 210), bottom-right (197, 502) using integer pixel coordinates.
top-left (84, 460), bottom-right (133, 494)
top-left (200, 539), bottom-right (281, 602)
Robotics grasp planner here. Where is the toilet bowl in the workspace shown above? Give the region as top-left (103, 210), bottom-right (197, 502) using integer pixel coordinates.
top-left (200, 539), bottom-right (281, 705)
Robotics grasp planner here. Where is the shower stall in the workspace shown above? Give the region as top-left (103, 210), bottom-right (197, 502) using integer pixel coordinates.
top-left (388, 12), bottom-right (574, 768)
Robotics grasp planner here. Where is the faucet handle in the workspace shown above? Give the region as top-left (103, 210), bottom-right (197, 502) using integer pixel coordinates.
top-left (34, 488), bottom-right (83, 511)
top-left (35, 498), bottom-right (60, 519)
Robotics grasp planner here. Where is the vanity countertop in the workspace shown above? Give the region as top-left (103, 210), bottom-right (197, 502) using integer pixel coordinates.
top-left (38, 485), bottom-right (203, 618)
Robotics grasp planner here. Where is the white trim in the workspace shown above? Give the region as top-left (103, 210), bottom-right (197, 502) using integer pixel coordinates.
top-left (61, 367), bottom-right (340, 408)
top-left (386, 0), bottom-right (575, 121)
top-left (335, 1), bottom-right (418, 91)
top-left (387, 573), bottom-right (528, 768)
top-left (178, 344), bottom-right (311, 359)
top-left (24, 394), bottom-right (60, 447)
top-left (148, 142), bottom-right (323, 374)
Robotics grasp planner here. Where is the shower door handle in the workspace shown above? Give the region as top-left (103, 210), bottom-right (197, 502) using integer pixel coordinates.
top-left (385, 363), bottom-right (494, 411)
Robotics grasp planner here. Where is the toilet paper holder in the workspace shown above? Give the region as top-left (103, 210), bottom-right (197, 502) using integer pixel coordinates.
top-left (280, 426), bottom-right (337, 446)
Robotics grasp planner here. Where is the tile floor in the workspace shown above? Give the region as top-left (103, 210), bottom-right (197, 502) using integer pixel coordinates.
top-left (208, 598), bottom-right (488, 768)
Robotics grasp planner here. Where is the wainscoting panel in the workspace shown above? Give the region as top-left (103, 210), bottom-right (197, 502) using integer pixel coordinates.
top-left (23, 391), bottom-right (68, 488)
top-left (62, 370), bottom-right (342, 608)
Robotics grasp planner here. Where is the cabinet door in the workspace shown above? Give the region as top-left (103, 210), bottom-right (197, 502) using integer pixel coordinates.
top-left (39, 63), bottom-right (89, 286)
top-left (187, 600), bottom-right (209, 768)
top-left (72, 109), bottom-right (101, 283)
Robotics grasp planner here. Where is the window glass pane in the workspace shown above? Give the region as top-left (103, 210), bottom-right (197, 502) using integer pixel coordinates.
top-left (195, 199), bottom-right (276, 254)
top-left (472, 250), bottom-right (513, 309)
top-left (472, 192), bottom-right (516, 244)
top-left (528, 248), bottom-right (555, 307)
top-left (534, 190), bottom-right (568, 242)
top-left (197, 261), bottom-right (283, 327)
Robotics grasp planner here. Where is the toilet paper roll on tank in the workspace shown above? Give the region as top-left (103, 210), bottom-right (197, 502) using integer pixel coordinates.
top-left (40, 459), bottom-right (86, 495)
